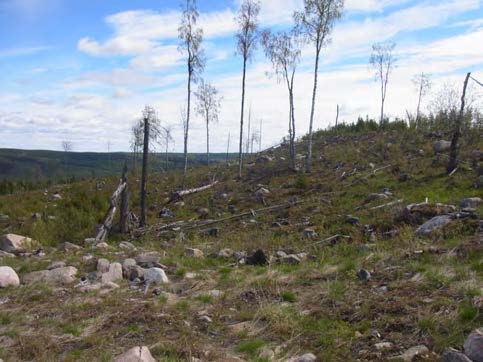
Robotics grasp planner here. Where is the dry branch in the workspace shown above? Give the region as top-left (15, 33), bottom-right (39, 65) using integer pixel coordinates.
top-left (168, 180), bottom-right (219, 203)
top-left (95, 181), bottom-right (127, 242)
top-left (369, 199), bottom-right (404, 210)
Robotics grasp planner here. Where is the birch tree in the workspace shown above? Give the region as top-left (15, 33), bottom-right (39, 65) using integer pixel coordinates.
top-left (412, 72), bottom-right (431, 126)
top-left (235, 0), bottom-right (261, 178)
top-left (195, 80), bottom-right (222, 166)
top-left (178, 0), bottom-right (204, 187)
top-left (262, 29), bottom-right (300, 169)
top-left (370, 42), bottom-right (396, 125)
top-left (294, 0), bottom-right (344, 173)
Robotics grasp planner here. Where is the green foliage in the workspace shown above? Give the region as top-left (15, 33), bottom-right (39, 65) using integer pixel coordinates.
top-left (236, 339), bottom-right (266, 356)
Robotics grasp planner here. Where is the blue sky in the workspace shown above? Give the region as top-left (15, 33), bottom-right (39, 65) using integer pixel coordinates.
top-left (0, 0), bottom-right (482, 152)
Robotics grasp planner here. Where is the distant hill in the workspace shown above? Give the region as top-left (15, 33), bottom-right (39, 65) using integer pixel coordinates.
top-left (0, 148), bottom-right (237, 182)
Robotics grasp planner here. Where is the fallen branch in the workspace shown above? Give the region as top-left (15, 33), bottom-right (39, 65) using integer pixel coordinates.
top-left (313, 234), bottom-right (351, 246)
top-left (168, 181), bottom-right (219, 203)
top-left (95, 181), bottom-right (127, 242)
top-left (368, 199), bottom-right (404, 210)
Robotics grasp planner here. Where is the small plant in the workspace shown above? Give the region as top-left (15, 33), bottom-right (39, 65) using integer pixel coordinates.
top-left (458, 301), bottom-right (478, 322)
top-left (175, 300), bottom-right (190, 311)
top-left (294, 174), bottom-right (309, 189)
top-left (280, 290), bottom-right (297, 303)
top-left (196, 294), bottom-right (213, 304)
top-left (236, 338), bottom-right (266, 357)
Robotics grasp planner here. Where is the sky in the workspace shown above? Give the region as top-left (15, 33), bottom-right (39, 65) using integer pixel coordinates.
top-left (0, 0), bottom-right (482, 153)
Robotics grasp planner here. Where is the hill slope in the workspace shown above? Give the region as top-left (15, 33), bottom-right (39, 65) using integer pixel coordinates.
top-left (0, 124), bottom-right (481, 361)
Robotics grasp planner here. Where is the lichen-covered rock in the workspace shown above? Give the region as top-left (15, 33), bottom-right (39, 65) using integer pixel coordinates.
top-left (101, 262), bottom-right (122, 284)
top-left (1, 234), bottom-right (35, 253)
top-left (113, 346), bottom-right (157, 362)
top-left (144, 268), bottom-right (169, 285)
top-left (0, 266), bottom-right (20, 288)
top-left (416, 215), bottom-right (453, 237)
top-left (23, 266), bottom-right (78, 285)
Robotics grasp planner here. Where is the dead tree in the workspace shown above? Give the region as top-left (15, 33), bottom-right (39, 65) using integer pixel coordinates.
top-left (168, 180), bottom-right (219, 203)
top-left (96, 180), bottom-right (127, 242)
top-left (140, 106), bottom-right (156, 227)
top-left (120, 161), bottom-right (130, 233)
top-left (447, 72), bottom-right (471, 174)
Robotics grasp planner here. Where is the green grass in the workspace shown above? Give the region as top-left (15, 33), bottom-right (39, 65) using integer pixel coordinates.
top-left (236, 338), bottom-right (267, 356)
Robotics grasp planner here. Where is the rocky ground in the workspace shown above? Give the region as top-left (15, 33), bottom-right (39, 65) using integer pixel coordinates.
top-left (0, 128), bottom-right (481, 361)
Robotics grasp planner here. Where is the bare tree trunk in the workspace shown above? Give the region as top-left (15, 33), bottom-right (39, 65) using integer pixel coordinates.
top-left (140, 117), bottom-right (150, 227)
top-left (226, 131), bottom-right (231, 162)
top-left (96, 180), bottom-right (127, 242)
top-left (287, 73), bottom-right (296, 170)
top-left (335, 104), bottom-right (339, 127)
top-left (182, 68), bottom-right (192, 188)
top-left (165, 142), bottom-right (169, 171)
top-left (120, 161), bottom-right (130, 233)
top-left (246, 105), bottom-right (251, 154)
top-left (416, 82), bottom-right (423, 127)
top-left (206, 116), bottom-right (210, 166)
top-left (306, 45), bottom-right (321, 173)
top-left (447, 72), bottom-right (471, 174)
top-left (238, 56), bottom-right (247, 178)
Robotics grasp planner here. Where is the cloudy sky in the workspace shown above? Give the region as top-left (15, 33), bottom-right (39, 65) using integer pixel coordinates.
top-left (0, 0), bottom-right (482, 152)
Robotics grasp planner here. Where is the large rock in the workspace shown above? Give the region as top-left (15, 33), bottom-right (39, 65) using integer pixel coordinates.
top-left (0, 234), bottom-right (35, 253)
top-left (441, 348), bottom-right (473, 362)
top-left (144, 268), bottom-right (169, 285)
top-left (464, 328), bottom-right (483, 362)
top-left (0, 251), bottom-right (15, 258)
top-left (416, 215), bottom-right (452, 237)
top-left (390, 345), bottom-right (429, 361)
top-left (23, 266), bottom-right (78, 285)
top-left (135, 252), bottom-right (160, 267)
top-left (57, 242), bottom-right (82, 252)
top-left (113, 346), bottom-right (157, 362)
top-left (97, 258), bottom-right (110, 273)
top-left (433, 140), bottom-right (451, 153)
top-left (0, 266), bottom-right (20, 288)
top-left (460, 197), bottom-right (482, 208)
top-left (101, 262), bottom-right (122, 284)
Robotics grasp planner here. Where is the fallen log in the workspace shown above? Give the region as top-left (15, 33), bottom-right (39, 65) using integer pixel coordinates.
top-left (95, 181), bottom-right (127, 242)
top-left (313, 234), bottom-right (351, 246)
top-left (369, 199), bottom-right (404, 210)
top-left (168, 181), bottom-right (219, 203)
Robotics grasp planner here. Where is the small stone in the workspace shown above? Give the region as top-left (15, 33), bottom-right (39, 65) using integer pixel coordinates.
top-left (199, 315), bottom-right (212, 323)
top-left (217, 248), bottom-right (234, 258)
top-left (135, 252), bottom-right (160, 267)
top-left (460, 197), bottom-right (482, 208)
top-left (292, 353), bottom-right (317, 362)
top-left (48, 261), bottom-right (66, 270)
top-left (101, 263), bottom-right (122, 284)
top-left (346, 215), bottom-right (360, 226)
top-left (125, 265), bottom-right (145, 281)
top-left (58, 241), bottom-right (82, 252)
top-left (303, 229), bottom-right (317, 239)
top-left (208, 289), bottom-right (223, 298)
top-left (95, 242), bottom-right (109, 249)
top-left (357, 269), bottom-right (371, 282)
top-left (441, 348), bottom-right (473, 362)
top-left (0, 250), bottom-right (15, 258)
top-left (113, 346), bottom-right (156, 362)
top-left (102, 281), bottom-right (120, 290)
top-left (158, 208), bottom-right (174, 218)
top-left (82, 254), bottom-right (94, 262)
top-left (119, 241), bottom-right (136, 250)
top-left (390, 345), bottom-right (429, 361)
top-left (197, 208), bottom-right (210, 218)
top-left (375, 342), bottom-right (393, 350)
top-left (0, 266), bottom-right (20, 288)
top-left (258, 348), bottom-right (275, 361)
top-left (97, 258), bottom-right (110, 273)
top-left (185, 248), bottom-right (204, 258)
top-left (464, 328), bottom-right (483, 362)
top-left (245, 249), bottom-right (268, 266)
top-left (281, 254), bottom-right (301, 265)
top-left (52, 193), bottom-right (62, 200)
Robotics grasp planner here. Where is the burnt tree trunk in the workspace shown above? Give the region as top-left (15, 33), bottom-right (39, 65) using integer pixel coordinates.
top-left (140, 116), bottom-right (150, 227)
top-left (447, 72), bottom-right (471, 174)
top-left (238, 55), bottom-right (247, 178)
top-left (120, 161), bottom-right (130, 233)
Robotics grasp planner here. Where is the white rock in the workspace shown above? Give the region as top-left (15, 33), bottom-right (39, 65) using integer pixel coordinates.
top-left (0, 250), bottom-right (15, 258)
top-left (119, 241), bottom-right (136, 250)
top-left (113, 346), bottom-right (157, 362)
top-left (185, 248), bottom-right (204, 258)
top-left (144, 268), bottom-right (169, 285)
top-left (390, 345), bottom-right (429, 361)
top-left (375, 342), bottom-right (393, 350)
top-left (0, 266), bottom-right (20, 288)
top-left (101, 262), bottom-right (122, 284)
top-left (1, 234), bottom-right (35, 253)
top-left (97, 258), bottom-right (110, 273)
top-left (23, 266), bottom-right (78, 285)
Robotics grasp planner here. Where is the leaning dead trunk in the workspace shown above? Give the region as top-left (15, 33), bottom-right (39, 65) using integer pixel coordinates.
top-left (120, 161), bottom-right (130, 234)
top-left (140, 116), bottom-right (150, 227)
top-left (447, 72), bottom-right (471, 174)
top-left (96, 181), bottom-right (127, 242)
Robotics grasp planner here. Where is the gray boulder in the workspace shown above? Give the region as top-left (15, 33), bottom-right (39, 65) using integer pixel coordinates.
top-left (97, 258), bottom-right (110, 273)
top-left (0, 266), bottom-right (20, 288)
top-left (23, 266), bottom-right (77, 285)
top-left (0, 250), bottom-right (15, 258)
top-left (113, 346), bottom-right (157, 362)
top-left (441, 348), bottom-right (472, 362)
top-left (57, 242), bottom-right (82, 252)
top-left (119, 241), bottom-right (136, 250)
top-left (416, 215), bottom-right (452, 237)
top-left (460, 197), bottom-right (482, 208)
top-left (464, 328), bottom-right (483, 362)
top-left (1, 234), bottom-right (35, 253)
top-left (390, 345), bottom-right (429, 361)
top-left (144, 268), bottom-right (169, 285)
top-left (47, 261), bottom-right (66, 270)
top-left (135, 252), bottom-right (160, 267)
